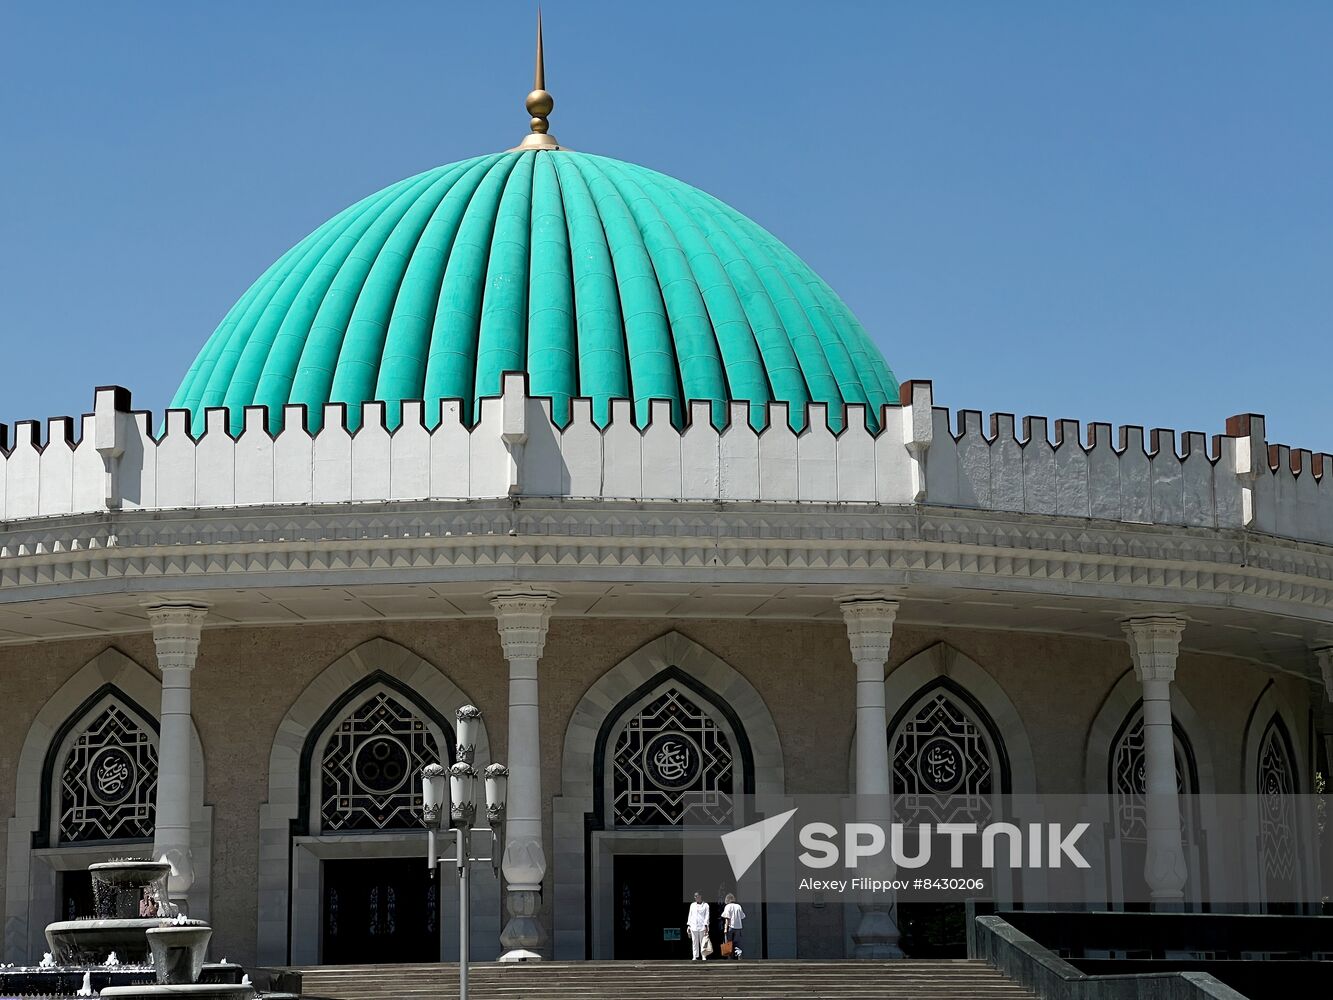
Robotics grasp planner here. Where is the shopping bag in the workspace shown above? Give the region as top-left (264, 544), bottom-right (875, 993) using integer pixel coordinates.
top-left (721, 939), bottom-right (734, 958)
top-left (702, 935), bottom-right (714, 957)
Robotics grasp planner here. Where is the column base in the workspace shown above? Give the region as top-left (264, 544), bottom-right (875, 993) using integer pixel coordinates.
top-left (851, 906), bottom-right (904, 959)
top-left (1149, 897), bottom-right (1187, 913)
top-left (500, 886), bottom-right (545, 960)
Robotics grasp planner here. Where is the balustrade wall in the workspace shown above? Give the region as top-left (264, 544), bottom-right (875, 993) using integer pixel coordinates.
top-left (2, 376), bottom-right (1330, 546)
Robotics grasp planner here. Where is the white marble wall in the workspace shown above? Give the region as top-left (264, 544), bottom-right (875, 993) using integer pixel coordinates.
top-left (3, 376), bottom-right (1332, 546)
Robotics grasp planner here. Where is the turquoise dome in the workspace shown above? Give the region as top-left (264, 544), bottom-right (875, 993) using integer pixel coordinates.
top-left (173, 150), bottom-right (897, 434)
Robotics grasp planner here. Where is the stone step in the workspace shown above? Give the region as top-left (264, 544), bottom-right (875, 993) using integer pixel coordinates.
top-left (289, 960), bottom-right (1036, 1000)
top-left (301, 995), bottom-right (1032, 1000)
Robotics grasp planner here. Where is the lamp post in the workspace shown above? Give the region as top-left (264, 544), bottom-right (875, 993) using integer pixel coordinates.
top-left (421, 706), bottom-right (506, 1000)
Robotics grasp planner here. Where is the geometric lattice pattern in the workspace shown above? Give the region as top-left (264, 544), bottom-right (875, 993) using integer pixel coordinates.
top-left (891, 691), bottom-right (994, 825)
top-left (612, 687), bottom-right (733, 827)
top-left (58, 702), bottom-right (157, 844)
top-left (1110, 708), bottom-right (1192, 841)
top-left (320, 692), bottom-right (441, 832)
top-left (1257, 717), bottom-right (1296, 883)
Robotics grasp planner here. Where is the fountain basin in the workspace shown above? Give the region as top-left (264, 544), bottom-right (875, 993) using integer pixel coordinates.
top-left (89, 860), bottom-right (172, 920)
top-left (146, 923), bottom-right (211, 986)
top-left (89, 860), bottom-right (173, 887)
top-left (0, 967), bottom-right (155, 997)
top-left (45, 918), bottom-right (168, 965)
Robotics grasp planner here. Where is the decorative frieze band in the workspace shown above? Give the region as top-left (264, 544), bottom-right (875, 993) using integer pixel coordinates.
top-left (2, 503), bottom-right (1333, 638)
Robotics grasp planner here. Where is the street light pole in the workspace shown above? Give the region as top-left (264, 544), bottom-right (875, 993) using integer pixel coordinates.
top-left (420, 707), bottom-right (506, 1000)
top-left (458, 825), bottom-right (469, 998)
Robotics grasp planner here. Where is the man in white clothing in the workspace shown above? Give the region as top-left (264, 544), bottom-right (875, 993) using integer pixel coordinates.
top-left (686, 891), bottom-right (711, 960)
top-left (721, 893), bottom-right (746, 959)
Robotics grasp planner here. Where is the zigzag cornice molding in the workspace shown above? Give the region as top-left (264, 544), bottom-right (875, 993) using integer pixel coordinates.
top-left (3, 501), bottom-right (1333, 625)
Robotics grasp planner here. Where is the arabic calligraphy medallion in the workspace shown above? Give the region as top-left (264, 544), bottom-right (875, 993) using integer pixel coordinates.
top-left (915, 736), bottom-right (963, 793)
top-left (643, 731), bottom-right (702, 790)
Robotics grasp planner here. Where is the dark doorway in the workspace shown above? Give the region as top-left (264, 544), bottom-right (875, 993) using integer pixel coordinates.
top-left (59, 869), bottom-right (94, 921)
top-left (897, 902), bottom-right (968, 957)
top-left (322, 859), bottom-right (439, 964)
top-left (614, 854), bottom-right (687, 959)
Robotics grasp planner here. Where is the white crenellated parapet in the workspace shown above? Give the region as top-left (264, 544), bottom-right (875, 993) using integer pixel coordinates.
top-left (3, 374), bottom-right (1333, 547)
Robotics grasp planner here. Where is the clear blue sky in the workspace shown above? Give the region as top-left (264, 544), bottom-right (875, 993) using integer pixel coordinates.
top-left (2, 2), bottom-right (1329, 447)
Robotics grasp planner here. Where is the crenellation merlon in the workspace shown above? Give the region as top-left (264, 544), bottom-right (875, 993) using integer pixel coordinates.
top-left (1, 377), bottom-right (1332, 548)
top-left (1054, 419), bottom-right (1080, 448)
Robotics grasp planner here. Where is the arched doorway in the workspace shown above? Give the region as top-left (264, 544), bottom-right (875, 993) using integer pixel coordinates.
top-left (256, 638), bottom-right (498, 966)
top-left (308, 678), bottom-right (450, 964)
top-left (44, 690), bottom-right (161, 922)
top-left (601, 672), bottom-right (746, 959)
top-left (888, 676), bottom-right (1009, 957)
top-left (862, 643), bottom-right (1036, 959)
top-left (1084, 669), bottom-right (1220, 911)
top-left (1240, 684), bottom-right (1310, 913)
top-left (553, 632), bottom-right (792, 960)
top-left (5, 648), bottom-right (211, 964)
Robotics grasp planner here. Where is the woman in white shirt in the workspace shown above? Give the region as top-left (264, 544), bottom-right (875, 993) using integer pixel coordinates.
top-left (721, 893), bottom-right (746, 959)
top-left (686, 891), bottom-right (711, 960)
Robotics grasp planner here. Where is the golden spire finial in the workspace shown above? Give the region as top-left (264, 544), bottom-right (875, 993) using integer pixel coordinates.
top-left (534, 8), bottom-right (546, 91)
top-left (513, 9), bottom-right (563, 151)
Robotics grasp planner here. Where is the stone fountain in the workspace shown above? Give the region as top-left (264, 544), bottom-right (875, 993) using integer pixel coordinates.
top-left (45, 860), bottom-right (175, 965)
top-left (0, 859), bottom-right (263, 1000)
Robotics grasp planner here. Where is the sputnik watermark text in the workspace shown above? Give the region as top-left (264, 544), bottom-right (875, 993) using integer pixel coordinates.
top-left (685, 794), bottom-right (1333, 905)
top-left (798, 821), bottom-right (1092, 869)
top-left (800, 878), bottom-right (987, 893)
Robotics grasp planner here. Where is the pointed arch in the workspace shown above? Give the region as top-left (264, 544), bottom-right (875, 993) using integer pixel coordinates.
top-left (4, 647), bottom-right (210, 964)
top-left (888, 675), bottom-right (1008, 806)
top-left (255, 637), bottom-right (494, 967)
top-left (1084, 668), bottom-right (1215, 794)
top-left (553, 631), bottom-right (791, 960)
top-left (299, 671), bottom-right (456, 836)
top-left (865, 643), bottom-right (1033, 954)
top-left (1242, 683), bottom-right (1304, 796)
top-left (1241, 683), bottom-right (1310, 910)
top-left (1082, 668), bottom-right (1218, 909)
top-left (854, 642), bottom-right (1036, 795)
top-left (43, 686), bottom-right (159, 845)
top-left (559, 632), bottom-right (784, 805)
top-left (594, 664), bottom-right (753, 828)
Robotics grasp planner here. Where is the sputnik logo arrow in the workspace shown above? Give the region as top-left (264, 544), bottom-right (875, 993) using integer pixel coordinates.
top-left (721, 808), bottom-right (798, 880)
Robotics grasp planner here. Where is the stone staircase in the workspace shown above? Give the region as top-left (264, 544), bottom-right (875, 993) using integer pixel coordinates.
top-left (288, 960), bottom-right (1037, 999)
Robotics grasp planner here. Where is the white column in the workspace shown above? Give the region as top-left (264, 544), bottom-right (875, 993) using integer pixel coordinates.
top-left (1315, 647), bottom-right (1333, 782)
top-left (491, 591), bottom-right (556, 961)
top-left (840, 596), bottom-right (902, 958)
top-left (1123, 616), bottom-right (1188, 906)
top-left (145, 602), bottom-right (209, 908)
top-left (1317, 647), bottom-right (1333, 699)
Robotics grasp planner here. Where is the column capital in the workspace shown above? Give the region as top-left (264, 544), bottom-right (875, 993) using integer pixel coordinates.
top-left (144, 602), bottom-right (209, 672)
top-left (839, 596), bottom-right (900, 665)
top-left (1313, 646), bottom-right (1333, 703)
top-left (1122, 616), bottom-right (1186, 684)
top-left (490, 591), bottom-right (557, 662)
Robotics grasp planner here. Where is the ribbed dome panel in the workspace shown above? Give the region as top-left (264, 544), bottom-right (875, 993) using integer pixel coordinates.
top-left (173, 151), bottom-right (898, 434)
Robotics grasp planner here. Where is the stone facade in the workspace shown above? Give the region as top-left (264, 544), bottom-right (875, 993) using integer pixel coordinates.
top-left (0, 616), bottom-right (1314, 966)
